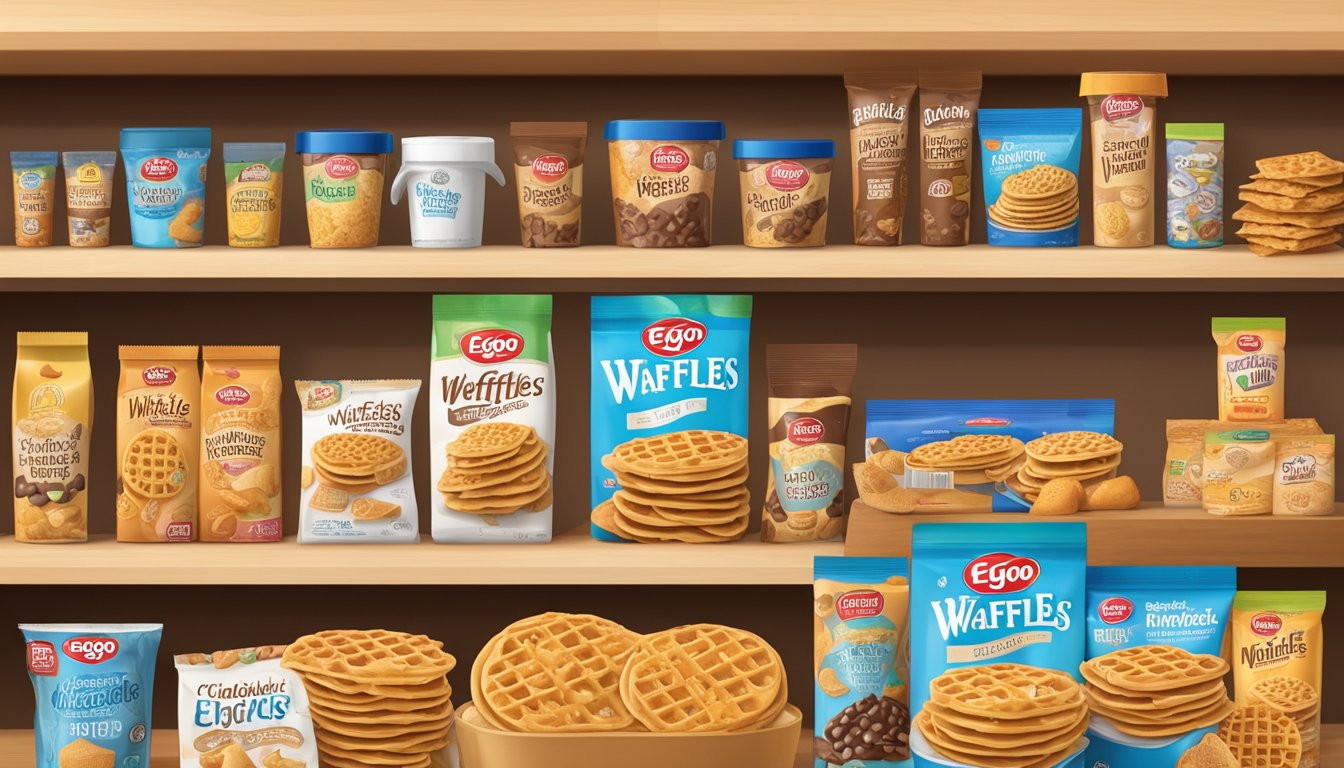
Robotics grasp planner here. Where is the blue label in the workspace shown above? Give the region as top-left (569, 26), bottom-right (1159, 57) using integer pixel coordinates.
top-left (773, 457), bottom-right (843, 512)
top-left (121, 147), bottom-right (209, 248)
top-left (979, 108), bottom-right (1083, 248)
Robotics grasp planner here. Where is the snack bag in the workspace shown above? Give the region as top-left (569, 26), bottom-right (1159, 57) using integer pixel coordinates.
top-left (978, 108), bottom-right (1083, 247)
top-left (763, 344), bottom-right (857, 543)
top-left (1231, 591), bottom-right (1326, 768)
top-left (910, 523), bottom-right (1087, 768)
top-left (117, 345), bottom-right (200, 542)
top-left (1275, 435), bottom-right (1335, 516)
top-left (297, 379), bottom-right (421, 543)
top-left (1213, 317), bottom-right (1285, 422)
top-left (1083, 566), bottom-right (1238, 766)
top-left (176, 645), bottom-right (318, 768)
top-left (13, 332), bottom-right (92, 543)
top-left (200, 346), bottom-right (282, 542)
top-left (1163, 418), bottom-right (1321, 507)
top-left (863, 399), bottom-right (1116, 513)
top-left (590, 295), bottom-right (752, 542)
top-left (21, 623), bottom-right (163, 768)
top-left (1203, 430), bottom-right (1273, 516)
top-left (431, 295), bottom-right (554, 543)
top-left (814, 556), bottom-right (911, 768)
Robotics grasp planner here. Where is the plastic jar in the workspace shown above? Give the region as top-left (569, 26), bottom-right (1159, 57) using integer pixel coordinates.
top-left (605, 120), bottom-right (724, 247)
top-left (390, 137), bottom-right (505, 248)
top-left (295, 130), bottom-right (393, 248)
top-left (734, 139), bottom-right (834, 248)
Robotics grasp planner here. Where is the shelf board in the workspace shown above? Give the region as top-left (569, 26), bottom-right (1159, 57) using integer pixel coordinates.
top-left (2, 1), bottom-right (1342, 75)
top-left (0, 529), bottom-right (839, 586)
top-left (846, 501), bottom-right (1344, 566)
top-left (5, 245), bottom-right (1344, 293)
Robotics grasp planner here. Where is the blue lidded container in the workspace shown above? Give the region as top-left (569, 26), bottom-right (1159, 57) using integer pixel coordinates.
top-left (732, 139), bottom-right (836, 248)
top-left (604, 120), bottom-right (726, 247)
top-left (294, 130), bottom-right (394, 248)
top-left (120, 128), bottom-right (211, 248)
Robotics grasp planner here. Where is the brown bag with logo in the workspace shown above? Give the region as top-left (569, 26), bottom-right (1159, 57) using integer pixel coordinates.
top-left (199, 346), bottom-right (282, 542)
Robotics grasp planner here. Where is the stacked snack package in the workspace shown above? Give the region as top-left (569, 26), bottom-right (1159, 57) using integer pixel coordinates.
top-left (199, 346), bottom-right (283, 541)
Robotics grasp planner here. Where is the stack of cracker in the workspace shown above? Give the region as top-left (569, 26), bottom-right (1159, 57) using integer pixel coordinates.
top-left (437, 422), bottom-right (552, 517)
top-left (282, 630), bottom-right (457, 768)
top-left (1081, 645), bottom-right (1234, 738)
top-left (914, 663), bottom-right (1089, 767)
top-left (1011, 431), bottom-right (1123, 504)
top-left (1234, 151), bottom-right (1344, 256)
top-left (596, 429), bottom-right (751, 543)
top-left (988, 164), bottom-right (1080, 232)
top-left (1250, 676), bottom-right (1321, 768)
top-left (1218, 704), bottom-right (1303, 768)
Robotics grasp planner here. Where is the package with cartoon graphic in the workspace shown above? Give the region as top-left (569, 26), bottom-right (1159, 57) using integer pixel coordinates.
top-left (590, 295), bottom-right (751, 542)
top-left (117, 345), bottom-right (200, 542)
top-left (911, 523), bottom-right (1088, 768)
top-left (297, 379), bottom-right (421, 543)
top-left (1083, 566), bottom-right (1237, 766)
top-left (431, 295), bottom-right (554, 543)
top-left (814, 556), bottom-right (912, 768)
top-left (1166, 123), bottom-right (1224, 247)
top-left (199, 346), bottom-right (283, 542)
top-left (1213, 317), bottom-right (1285, 422)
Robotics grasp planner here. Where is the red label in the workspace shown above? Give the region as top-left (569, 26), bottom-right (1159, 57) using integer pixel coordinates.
top-left (27, 641), bottom-right (57, 676)
top-left (215, 385), bottom-right (251, 406)
top-left (1236, 334), bottom-right (1263, 353)
top-left (1251, 612), bottom-right (1283, 637)
top-left (766, 161), bottom-right (809, 192)
top-left (650, 145), bottom-right (690, 173)
top-left (63, 636), bottom-right (120, 664)
top-left (964, 553), bottom-right (1040, 594)
top-left (140, 157), bottom-right (178, 182)
top-left (836, 589), bottom-right (884, 621)
top-left (532, 154), bottom-right (569, 183)
top-left (310, 384), bottom-right (339, 403)
top-left (1098, 597), bottom-right (1134, 624)
top-left (325, 156), bottom-right (360, 179)
top-left (642, 317), bottom-right (707, 357)
top-left (166, 522), bottom-right (194, 541)
top-left (143, 366), bottom-right (176, 386)
top-left (461, 329), bottom-right (524, 363)
top-left (965, 418), bottom-right (1011, 427)
top-left (1101, 94), bottom-right (1145, 121)
top-left (788, 417), bottom-right (825, 445)
top-left (238, 163), bottom-right (272, 183)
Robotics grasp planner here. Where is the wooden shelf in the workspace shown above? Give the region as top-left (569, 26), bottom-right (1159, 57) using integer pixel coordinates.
top-left (5, 245), bottom-right (1344, 293)
top-left (2, 1), bottom-right (1342, 75)
top-left (846, 501), bottom-right (1344, 566)
top-left (0, 529), bottom-right (839, 586)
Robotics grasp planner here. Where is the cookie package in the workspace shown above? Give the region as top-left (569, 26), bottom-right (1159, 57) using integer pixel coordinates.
top-left (1084, 566), bottom-right (1237, 766)
top-left (1231, 591), bottom-right (1327, 768)
top-left (1274, 435), bottom-right (1335, 516)
top-left (813, 556), bottom-right (911, 766)
top-left (117, 345), bottom-right (200, 542)
top-left (1080, 72), bottom-right (1169, 247)
top-left (175, 644), bottom-right (318, 768)
top-left (863, 399), bottom-right (1118, 513)
top-left (21, 623), bottom-right (164, 768)
top-left (1203, 430), bottom-right (1274, 516)
top-left (431, 295), bottom-right (555, 543)
top-left (1166, 123), bottom-right (1225, 248)
top-left (1162, 418), bottom-right (1322, 507)
top-left (910, 523), bottom-right (1088, 768)
top-left (13, 332), bottom-right (92, 543)
top-left (762, 344), bottom-right (857, 543)
top-left (1212, 317), bottom-right (1286, 423)
top-left (297, 379), bottom-right (421, 543)
top-left (590, 294), bottom-right (752, 543)
top-left (199, 346), bottom-right (283, 542)
top-left (979, 108), bottom-right (1084, 246)
top-left (844, 71), bottom-right (916, 246)
top-left (917, 71), bottom-right (982, 247)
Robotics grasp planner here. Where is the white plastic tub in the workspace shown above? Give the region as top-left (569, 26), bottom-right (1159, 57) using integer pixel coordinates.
top-left (391, 136), bottom-right (505, 248)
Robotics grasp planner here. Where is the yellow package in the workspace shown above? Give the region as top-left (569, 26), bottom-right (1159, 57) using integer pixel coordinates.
top-left (1202, 430), bottom-right (1273, 516)
top-left (1213, 317), bottom-right (1285, 422)
top-left (199, 346), bottom-right (282, 542)
top-left (1275, 435), bottom-right (1335, 516)
top-left (117, 346), bottom-right (200, 542)
top-left (225, 143), bottom-right (285, 247)
top-left (13, 332), bottom-right (92, 543)
top-left (1233, 591), bottom-right (1326, 768)
top-left (1163, 418), bottom-right (1321, 507)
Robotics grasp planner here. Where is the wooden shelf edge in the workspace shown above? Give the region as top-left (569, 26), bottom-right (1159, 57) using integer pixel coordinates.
top-left (845, 501), bottom-right (1344, 566)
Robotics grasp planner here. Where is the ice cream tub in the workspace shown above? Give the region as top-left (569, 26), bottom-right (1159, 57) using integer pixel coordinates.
top-left (391, 136), bottom-right (505, 248)
top-left (606, 120), bottom-right (724, 247)
top-left (296, 129), bottom-right (393, 248)
top-left (120, 128), bottom-right (211, 248)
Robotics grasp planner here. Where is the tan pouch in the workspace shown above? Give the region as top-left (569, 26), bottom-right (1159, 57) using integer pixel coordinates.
top-left (1212, 317), bottom-right (1285, 422)
top-left (1163, 418), bottom-right (1320, 507)
top-left (1274, 435), bottom-right (1335, 516)
top-left (117, 346), bottom-right (200, 542)
top-left (199, 346), bottom-right (282, 542)
top-left (1202, 430), bottom-right (1273, 516)
top-left (1232, 591), bottom-right (1326, 768)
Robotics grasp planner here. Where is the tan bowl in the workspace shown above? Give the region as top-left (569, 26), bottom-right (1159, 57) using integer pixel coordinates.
top-left (456, 701), bottom-right (802, 768)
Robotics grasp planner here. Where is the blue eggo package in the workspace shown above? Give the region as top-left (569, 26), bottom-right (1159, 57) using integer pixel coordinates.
top-left (979, 108), bottom-right (1083, 247)
top-left (1082, 566), bottom-right (1238, 767)
top-left (911, 523), bottom-right (1087, 768)
top-left (865, 399), bottom-right (1116, 512)
top-left (21, 623), bottom-right (163, 768)
top-left (589, 295), bottom-right (751, 542)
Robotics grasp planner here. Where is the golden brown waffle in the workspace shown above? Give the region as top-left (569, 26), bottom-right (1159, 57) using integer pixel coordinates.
top-left (283, 629), bottom-right (456, 685)
top-left (122, 428), bottom-right (186, 499)
top-left (1023, 453), bottom-right (1121, 478)
top-left (929, 664), bottom-right (1085, 719)
top-left (1026, 431), bottom-right (1123, 462)
top-left (607, 430), bottom-right (748, 476)
top-left (917, 708), bottom-right (1088, 759)
top-left (471, 612), bottom-right (640, 733)
top-left (1000, 164), bottom-right (1079, 200)
top-left (1083, 675), bottom-right (1226, 710)
top-left (305, 685), bottom-right (453, 712)
top-left (312, 433), bottom-right (407, 485)
top-left (447, 422), bottom-right (533, 458)
top-left (923, 699), bottom-right (1081, 734)
top-left (308, 697), bottom-right (453, 724)
top-left (621, 624), bottom-right (785, 732)
top-left (1251, 676), bottom-right (1321, 716)
top-left (609, 497), bottom-right (751, 543)
top-left (906, 435), bottom-right (1019, 469)
top-left (1219, 704), bottom-right (1303, 768)
top-left (1083, 644), bottom-right (1227, 692)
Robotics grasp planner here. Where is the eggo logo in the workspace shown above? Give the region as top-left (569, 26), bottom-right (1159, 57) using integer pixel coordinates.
top-left (766, 161), bottom-right (809, 192)
top-left (788, 417), bottom-right (825, 445)
top-left (964, 553), bottom-right (1040, 594)
top-left (1237, 334), bottom-right (1263, 353)
top-left (1251, 612), bottom-right (1283, 637)
top-left (462, 329), bottom-right (524, 363)
top-left (143, 366), bottom-right (177, 386)
top-left (325, 156), bottom-right (360, 179)
top-left (532, 154), bottom-right (569, 183)
top-left (63, 637), bottom-right (120, 664)
top-left (140, 157), bottom-right (178, 181)
top-left (215, 385), bottom-right (251, 406)
top-left (1099, 597), bottom-right (1134, 624)
top-left (642, 318), bottom-right (706, 357)
top-left (1101, 94), bottom-right (1144, 121)
top-left (836, 589), bottom-right (884, 620)
top-left (650, 145), bottom-right (690, 173)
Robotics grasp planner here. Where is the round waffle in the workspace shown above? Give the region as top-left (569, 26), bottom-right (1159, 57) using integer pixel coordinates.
top-left (1083, 644), bottom-right (1227, 692)
top-left (928, 663), bottom-right (1086, 719)
top-left (283, 629), bottom-right (456, 685)
top-left (1081, 646), bottom-right (1234, 738)
top-left (607, 430), bottom-right (748, 476)
top-left (122, 428), bottom-right (187, 499)
top-left (621, 624), bottom-right (785, 732)
top-left (1000, 164), bottom-right (1079, 201)
top-left (1218, 704), bottom-right (1302, 768)
top-left (447, 422), bottom-right (532, 458)
top-left (906, 435), bottom-right (1023, 470)
top-left (312, 433), bottom-right (408, 485)
top-left (917, 708), bottom-right (1088, 758)
top-left (472, 612), bottom-right (640, 733)
top-left (1251, 676), bottom-right (1320, 716)
top-left (440, 423), bottom-right (552, 516)
top-left (1025, 431), bottom-right (1124, 463)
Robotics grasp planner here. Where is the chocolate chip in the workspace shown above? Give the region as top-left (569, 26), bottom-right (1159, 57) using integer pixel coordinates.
top-left (817, 695), bottom-right (911, 764)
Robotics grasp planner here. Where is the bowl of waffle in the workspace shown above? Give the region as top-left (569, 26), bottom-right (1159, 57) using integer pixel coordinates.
top-left (458, 612), bottom-right (801, 768)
